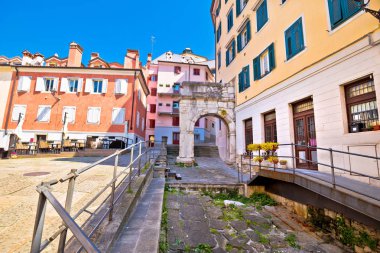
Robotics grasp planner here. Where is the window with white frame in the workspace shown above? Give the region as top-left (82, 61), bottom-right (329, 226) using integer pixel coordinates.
top-left (44, 78), bottom-right (56, 92)
top-left (93, 80), bottom-right (103, 93)
top-left (62, 106), bottom-right (76, 124)
top-left (115, 79), bottom-right (128, 94)
top-left (87, 107), bottom-right (101, 124)
top-left (37, 106), bottom-right (51, 122)
top-left (260, 50), bottom-right (270, 76)
top-left (68, 79), bottom-right (79, 93)
top-left (12, 105), bottom-right (27, 121)
top-left (237, 0), bottom-right (249, 16)
top-left (112, 108), bottom-right (125, 125)
top-left (237, 21), bottom-right (251, 52)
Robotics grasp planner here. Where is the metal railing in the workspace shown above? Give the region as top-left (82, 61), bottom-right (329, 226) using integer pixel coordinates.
top-left (238, 143), bottom-right (380, 201)
top-left (30, 140), bottom-right (161, 253)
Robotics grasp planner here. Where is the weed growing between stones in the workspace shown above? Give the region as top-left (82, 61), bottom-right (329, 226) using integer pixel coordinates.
top-left (202, 190), bottom-right (277, 209)
top-left (222, 205), bottom-right (244, 221)
top-left (210, 228), bottom-right (219, 235)
top-left (141, 162), bottom-right (150, 174)
top-left (194, 243), bottom-right (213, 253)
top-left (256, 231), bottom-right (270, 245)
top-left (285, 233), bottom-right (300, 249)
top-left (159, 185), bottom-right (169, 253)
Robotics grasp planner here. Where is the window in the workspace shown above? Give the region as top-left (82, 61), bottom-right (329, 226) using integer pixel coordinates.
top-left (158, 103), bottom-right (163, 106)
top-left (18, 76), bottom-right (31, 92)
top-left (216, 0), bottom-right (221, 16)
top-left (151, 88), bottom-right (157, 96)
top-left (285, 18), bottom-right (305, 60)
top-left (237, 0), bottom-right (249, 16)
top-left (212, 123), bottom-right (215, 128)
top-left (253, 43), bottom-right (275, 80)
top-left (227, 8), bottom-right (234, 32)
top-left (173, 101), bottom-right (180, 113)
top-left (237, 21), bottom-right (251, 52)
top-left (44, 78), bottom-right (55, 92)
top-left (264, 111), bottom-right (277, 142)
top-left (37, 106), bottom-right (51, 122)
top-left (93, 80), bottom-right (103, 93)
top-left (244, 118), bottom-right (253, 150)
top-left (217, 51), bottom-right (222, 69)
top-left (69, 79), bottom-right (79, 93)
top-left (136, 111), bottom-right (140, 128)
top-left (149, 119), bottom-right (156, 128)
top-left (217, 22), bottom-right (222, 43)
top-left (112, 108), bottom-right (125, 125)
top-left (193, 68), bottom-right (200, 76)
top-left (12, 105), bottom-right (26, 121)
top-left (238, 65), bottom-right (250, 92)
top-left (328, 0), bottom-right (361, 29)
top-left (174, 66), bottom-right (181, 74)
top-left (172, 83), bottom-right (180, 94)
top-left (87, 107), bottom-right (101, 124)
top-left (256, 0), bottom-right (268, 31)
top-left (150, 104), bottom-right (156, 113)
top-left (281, 0), bottom-right (287, 4)
top-left (115, 79), bottom-right (128, 94)
top-left (62, 106), bottom-right (76, 124)
top-left (345, 76), bottom-right (378, 132)
top-left (226, 40), bottom-right (236, 66)
top-left (172, 117), bottom-right (180, 126)
top-left (150, 75), bottom-right (157, 81)
top-left (166, 103), bottom-right (171, 107)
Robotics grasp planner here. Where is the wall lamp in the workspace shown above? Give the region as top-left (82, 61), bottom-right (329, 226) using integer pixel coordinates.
top-left (354, 0), bottom-right (380, 21)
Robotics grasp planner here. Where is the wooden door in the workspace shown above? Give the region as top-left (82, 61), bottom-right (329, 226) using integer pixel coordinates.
top-left (173, 132), bottom-right (180, 145)
top-left (293, 99), bottom-right (318, 169)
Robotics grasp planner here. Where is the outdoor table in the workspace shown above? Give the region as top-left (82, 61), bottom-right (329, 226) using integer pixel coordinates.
top-left (49, 143), bottom-right (61, 154)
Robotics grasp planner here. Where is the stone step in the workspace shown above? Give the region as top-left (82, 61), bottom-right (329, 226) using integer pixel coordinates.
top-left (110, 178), bottom-right (165, 253)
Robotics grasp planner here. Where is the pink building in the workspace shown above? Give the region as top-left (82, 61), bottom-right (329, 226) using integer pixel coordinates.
top-left (145, 49), bottom-right (229, 152)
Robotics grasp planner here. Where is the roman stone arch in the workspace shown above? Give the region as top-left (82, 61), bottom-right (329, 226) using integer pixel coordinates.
top-left (176, 82), bottom-right (236, 165)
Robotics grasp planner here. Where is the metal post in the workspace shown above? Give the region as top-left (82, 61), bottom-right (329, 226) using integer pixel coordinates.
top-left (138, 142), bottom-right (142, 176)
top-left (291, 143), bottom-right (296, 174)
top-left (129, 147), bottom-right (134, 192)
top-left (329, 148), bottom-right (336, 188)
top-left (57, 169), bottom-right (77, 253)
top-left (259, 148), bottom-right (262, 171)
top-left (109, 154), bottom-right (119, 221)
top-left (31, 188), bottom-right (48, 253)
top-left (249, 152), bottom-right (252, 179)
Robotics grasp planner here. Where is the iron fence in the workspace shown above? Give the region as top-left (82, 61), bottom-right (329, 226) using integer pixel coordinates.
top-left (238, 143), bottom-right (380, 201)
top-left (30, 140), bottom-right (162, 253)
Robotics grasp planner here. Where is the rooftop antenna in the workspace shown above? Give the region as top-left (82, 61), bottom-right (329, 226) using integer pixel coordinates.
top-left (151, 35), bottom-right (156, 56)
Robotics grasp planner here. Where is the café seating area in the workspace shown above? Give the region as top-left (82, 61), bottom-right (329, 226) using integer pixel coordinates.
top-left (15, 139), bottom-right (86, 155)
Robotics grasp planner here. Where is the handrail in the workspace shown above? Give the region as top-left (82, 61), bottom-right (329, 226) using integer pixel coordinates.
top-left (239, 142), bottom-right (380, 201)
top-left (30, 140), bottom-right (162, 253)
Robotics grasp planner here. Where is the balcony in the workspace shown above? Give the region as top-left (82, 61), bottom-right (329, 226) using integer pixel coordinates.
top-left (157, 90), bottom-right (181, 97)
top-left (158, 108), bottom-right (179, 116)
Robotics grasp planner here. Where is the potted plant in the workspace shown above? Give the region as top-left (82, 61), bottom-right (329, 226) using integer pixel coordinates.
top-left (253, 156), bottom-right (264, 164)
top-left (268, 156), bottom-right (279, 169)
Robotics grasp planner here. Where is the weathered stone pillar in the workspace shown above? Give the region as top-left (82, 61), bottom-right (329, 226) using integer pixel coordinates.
top-left (228, 131), bottom-right (236, 164)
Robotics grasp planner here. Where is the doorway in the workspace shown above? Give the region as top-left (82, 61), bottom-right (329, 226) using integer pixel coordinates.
top-left (293, 99), bottom-right (317, 170)
top-left (173, 132), bottom-right (180, 145)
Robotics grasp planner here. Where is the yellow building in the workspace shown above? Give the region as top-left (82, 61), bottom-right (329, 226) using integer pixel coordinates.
top-left (211, 0), bottom-right (380, 179)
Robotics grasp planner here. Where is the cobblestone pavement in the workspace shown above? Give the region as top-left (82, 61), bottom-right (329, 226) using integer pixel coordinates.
top-left (165, 191), bottom-right (346, 253)
top-left (166, 157), bottom-right (249, 184)
top-left (0, 150), bottom-right (147, 253)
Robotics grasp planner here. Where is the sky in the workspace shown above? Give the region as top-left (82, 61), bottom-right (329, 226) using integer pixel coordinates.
top-left (0, 0), bottom-right (215, 64)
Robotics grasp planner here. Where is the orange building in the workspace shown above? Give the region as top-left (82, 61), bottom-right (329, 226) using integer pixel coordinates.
top-left (0, 42), bottom-right (148, 154)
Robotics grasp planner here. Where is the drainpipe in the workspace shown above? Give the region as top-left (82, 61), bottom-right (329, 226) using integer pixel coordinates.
top-left (130, 71), bottom-right (137, 131)
top-left (4, 67), bottom-right (19, 135)
top-left (211, 12), bottom-right (217, 82)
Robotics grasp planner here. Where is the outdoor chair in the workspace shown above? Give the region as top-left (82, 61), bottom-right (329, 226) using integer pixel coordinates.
top-left (63, 140), bottom-right (73, 151)
top-left (38, 141), bottom-right (50, 153)
top-left (16, 143), bottom-right (29, 155)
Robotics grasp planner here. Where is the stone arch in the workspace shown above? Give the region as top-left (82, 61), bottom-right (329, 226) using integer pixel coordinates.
top-left (176, 82), bottom-right (236, 165)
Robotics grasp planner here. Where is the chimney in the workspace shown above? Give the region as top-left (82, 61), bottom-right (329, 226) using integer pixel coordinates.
top-left (147, 53), bottom-right (152, 63)
top-left (67, 42), bottom-right (83, 67)
top-left (124, 49), bottom-right (140, 69)
top-left (22, 50), bottom-right (32, 66)
top-left (91, 52), bottom-right (99, 60)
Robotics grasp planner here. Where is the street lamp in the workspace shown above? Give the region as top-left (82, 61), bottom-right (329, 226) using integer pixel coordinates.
top-left (354, 0), bottom-right (380, 21)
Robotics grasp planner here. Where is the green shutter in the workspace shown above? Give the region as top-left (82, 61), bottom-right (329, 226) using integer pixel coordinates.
top-left (236, 0), bottom-right (241, 16)
top-left (296, 18), bottom-right (305, 51)
top-left (328, 0), bottom-right (343, 26)
top-left (232, 40), bottom-right (236, 59)
top-left (257, 0), bottom-right (268, 31)
top-left (253, 57), bottom-right (261, 81)
top-left (246, 21), bottom-right (251, 42)
top-left (238, 72), bottom-right (243, 92)
top-left (345, 0), bottom-right (361, 17)
top-left (268, 43), bottom-right (275, 71)
top-left (237, 34), bottom-right (242, 52)
top-left (245, 66), bottom-right (250, 89)
top-left (226, 49), bottom-right (230, 66)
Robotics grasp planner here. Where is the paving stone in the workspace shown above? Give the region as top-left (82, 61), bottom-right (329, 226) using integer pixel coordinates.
top-left (181, 204), bottom-right (206, 221)
top-left (213, 247), bottom-right (227, 253)
top-left (230, 220), bottom-right (248, 231)
top-left (246, 230), bottom-right (260, 242)
top-left (206, 206), bottom-right (223, 219)
top-left (209, 219), bottom-right (227, 230)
